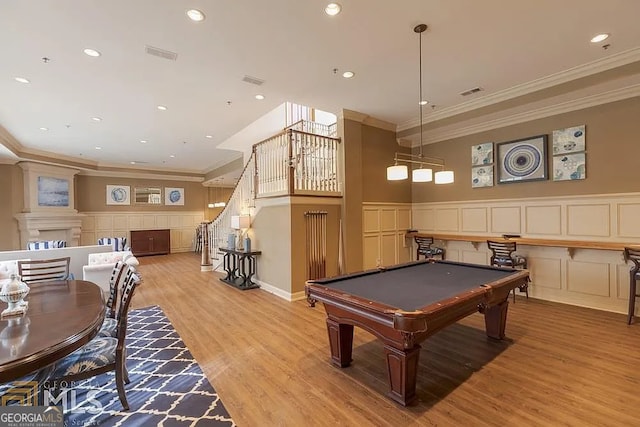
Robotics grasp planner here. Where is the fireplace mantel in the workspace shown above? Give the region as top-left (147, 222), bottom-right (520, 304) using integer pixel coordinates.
top-left (15, 212), bottom-right (84, 249)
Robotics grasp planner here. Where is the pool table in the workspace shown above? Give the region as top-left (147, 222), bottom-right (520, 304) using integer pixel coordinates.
top-left (305, 259), bottom-right (529, 406)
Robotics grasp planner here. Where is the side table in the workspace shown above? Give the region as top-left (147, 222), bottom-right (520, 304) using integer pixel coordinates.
top-left (218, 248), bottom-right (262, 290)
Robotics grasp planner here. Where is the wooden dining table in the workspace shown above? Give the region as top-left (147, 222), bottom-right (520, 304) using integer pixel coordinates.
top-left (0, 280), bottom-right (105, 383)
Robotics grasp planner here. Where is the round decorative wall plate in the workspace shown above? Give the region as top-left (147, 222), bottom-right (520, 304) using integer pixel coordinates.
top-left (111, 187), bottom-right (126, 202)
top-left (169, 190), bottom-right (181, 203)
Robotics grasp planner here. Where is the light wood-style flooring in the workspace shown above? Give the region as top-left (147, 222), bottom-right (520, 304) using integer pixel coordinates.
top-left (131, 252), bottom-right (640, 426)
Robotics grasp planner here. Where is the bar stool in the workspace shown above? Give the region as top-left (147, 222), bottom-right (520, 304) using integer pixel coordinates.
top-left (414, 236), bottom-right (445, 261)
top-left (623, 247), bottom-right (640, 325)
top-left (487, 240), bottom-right (529, 302)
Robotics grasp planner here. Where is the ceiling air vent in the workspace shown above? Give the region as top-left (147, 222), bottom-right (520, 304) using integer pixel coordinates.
top-left (242, 75), bottom-right (265, 86)
top-left (460, 87), bottom-right (483, 97)
top-left (145, 45), bottom-right (178, 61)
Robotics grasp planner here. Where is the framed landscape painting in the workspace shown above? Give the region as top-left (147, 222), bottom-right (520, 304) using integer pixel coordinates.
top-left (38, 176), bottom-right (69, 207)
top-left (497, 135), bottom-right (548, 184)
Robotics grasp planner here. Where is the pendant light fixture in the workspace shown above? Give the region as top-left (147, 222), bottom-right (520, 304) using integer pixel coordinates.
top-left (386, 23), bottom-right (455, 185)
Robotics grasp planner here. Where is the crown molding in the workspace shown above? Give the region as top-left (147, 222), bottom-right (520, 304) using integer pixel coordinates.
top-left (340, 109), bottom-right (396, 131)
top-left (77, 169), bottom-right (205, 182)
top-left (397, 47), bottom-right (640, 131)
top-left (416, 84), bottom-right (640, 145)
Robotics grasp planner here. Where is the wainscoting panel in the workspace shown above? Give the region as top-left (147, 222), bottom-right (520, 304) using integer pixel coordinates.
top-left (617, 203), bottom-right (640, 238)
top-left (363, 209), bottom-right (380, 233)
top-left (462, 250), bottom-right (487, 265)
top-left (381, 210), bottom-right (397, 232)
top-left (363, 234), bottom-right (380, 270)
top-left (461, 208), bottom-right (487, 233)
top-left (79, 211), bottom-right (203, 253)
top-left (381, 233), bottom-right (397, 266)
top-left (490, 206), bottom-right (521, 234)
top-left (567, 261), bottom-right (610, 297)
top-left (528, 257), bottom-right (562, 290)
top-left (413, 208), bottom-right (434, 231)
top-left (412, 192), bottom-right (640, 314)
top-left (362, 203), bottom-right (412, 269)
top-left (526, 205), bottom-right (562, 235)
top-left (435, 208), bottom-right (459, 231)
top-left (567, 204), bottom-right (610, 237)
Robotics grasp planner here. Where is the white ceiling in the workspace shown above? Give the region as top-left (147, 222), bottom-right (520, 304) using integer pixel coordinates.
top-left (1, 0), bottom-right (640, 175)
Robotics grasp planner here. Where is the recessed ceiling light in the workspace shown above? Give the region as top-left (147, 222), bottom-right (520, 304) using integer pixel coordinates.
top-left (419, 100), bottom-right (429, 105)
top-left (39, 127), bottom-right (48, 131)
top-left (325, 3), bottom-right (342, 16)
top-left (186, 9), bottom-right (205, 22)
top-left (83, 48), bottom-right (101, 57)
top-left (590, 33), bottom-right (610, 43)
top-left (205, 135), bottom-right (213, 139)
top-left (95, 146), bottom-right (102, 150)
top-left (92, 117), bottom-right (102, 122)
top-left (255, 94), bottom-right (265, 100)
top-left (140, 140), bottom-right (147, 144)
top-left (14, 77), bottom-right (30, 84)
top-left (157, 105), bottom-right (167, 111)
top-left (342, 71), bottom-right (354, 78)
top-left (130, 161), bottom-right (136, 165)
top-left (169, 154), bottom-right (175, 158)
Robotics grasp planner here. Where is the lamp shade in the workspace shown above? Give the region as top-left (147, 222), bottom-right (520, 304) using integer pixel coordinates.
top-left (434, 170), bottom-right (455, 184)
top-left (412, 168), bottom-right (433, 182)
top-left (231, 215), bottom-right (251, 230)
top-left (387, 165), bottom-right (408, 181)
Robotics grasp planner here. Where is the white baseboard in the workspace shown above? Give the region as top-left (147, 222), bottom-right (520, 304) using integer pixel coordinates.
top-left (255, 280), bottom-right (307, 302)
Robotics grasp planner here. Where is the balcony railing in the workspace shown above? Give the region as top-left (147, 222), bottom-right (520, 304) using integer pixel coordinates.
top-left (204, 120), bottom-right (340, 264)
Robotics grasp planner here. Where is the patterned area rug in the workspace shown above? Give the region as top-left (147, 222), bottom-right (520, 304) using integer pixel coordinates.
top-left (62, 305), bottom-right (235, 426)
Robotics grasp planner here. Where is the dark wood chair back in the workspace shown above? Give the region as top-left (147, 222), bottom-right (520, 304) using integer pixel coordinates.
top-left (17, 257), bottom-right (72, 284)
top-left (414, 236), bottom-right (444, 260)
top-left (623, 247), bottom-right (640, 324)
top-left (105, 261), bottom-right (127, 319)
top-left (487, 240), bottom-right (518, 267)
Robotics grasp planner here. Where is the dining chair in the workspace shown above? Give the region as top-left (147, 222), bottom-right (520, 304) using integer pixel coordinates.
top-left (48, 267), bottom-right (141, 410)
top-left (17, 257), bottom-right (73, 284)
top-left (623, 247), bottom-right (640, 325)
top-left (98, 237), bottom-right (129, 252)
top-left (487, 239), bottom-right (529, 302)
top-left (26, 240), bottom-right (66, 250)
top-left (414, 236), bottom-right (445, 260)
top-left (97, 262), bottom-right (131, 338)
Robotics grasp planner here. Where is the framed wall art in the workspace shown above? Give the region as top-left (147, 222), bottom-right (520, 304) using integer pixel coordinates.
top-left (471, 165), bottom-right (494, 188)
top-left (38, 176), bottom-right (70, 207)
top-left (471, 142), bottom-right (493, 166)
top-left (106, 185), bottom-right (131, 205)
top-left (553, 153), bottom-right (586, 181)
top-left (497, 135), bottom-right (548, 184)
top-left (165, 187), bottom-right (185, 206)
top-left (552, 125), bottom-right (585, 155)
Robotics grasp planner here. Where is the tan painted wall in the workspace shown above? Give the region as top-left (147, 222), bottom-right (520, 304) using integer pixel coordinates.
top-left (414, 96), bottom-right (640, 202)
top-left (76, 175), bottom-right (206, 212)
top-left (290, 202), bottom-right (342, 294)
top-left (0, 164), bottom-right (23, 250)
top-left (251, 203), bottom-right (291, 293)
top-left (341, 118), bottom-right (411, 273)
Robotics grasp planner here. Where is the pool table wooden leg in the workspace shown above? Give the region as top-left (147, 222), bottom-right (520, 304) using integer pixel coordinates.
top-left (384, 344), bottom-right (421, 406)
top-left (483, 299), bottom-right (509, 339)
top-left (326, 318), bottom-right (353, 367)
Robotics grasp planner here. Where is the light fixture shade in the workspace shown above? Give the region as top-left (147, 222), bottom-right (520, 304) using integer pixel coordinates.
top-left (434, 170), bottom-right (455, 184)
top-left (387, 165), bottom-right (408, 180)
top-left (214, 202), bottom-right (226, 208)
top-left (232, 214), bottom-right (251, 230)
top-left (208, 203), bottom-right (215, 208)
top-left (412, 168), bottom-right (433, 182)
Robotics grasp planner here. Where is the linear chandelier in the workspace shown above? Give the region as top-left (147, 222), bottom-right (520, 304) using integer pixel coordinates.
top-left (386, 23), bottom-right (454, 185)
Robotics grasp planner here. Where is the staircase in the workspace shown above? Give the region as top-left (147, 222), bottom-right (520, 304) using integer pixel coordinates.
top-left (201, 120), bottom-right (341, 269)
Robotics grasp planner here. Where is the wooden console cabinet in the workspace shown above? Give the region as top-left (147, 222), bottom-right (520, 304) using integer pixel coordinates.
top-left (130, 229), bottom-right (170, 256)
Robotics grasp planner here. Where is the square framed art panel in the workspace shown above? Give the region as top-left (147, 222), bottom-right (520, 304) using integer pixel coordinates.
top-left (165, 187), bottom-right (185, 206)
top-left (552, 125), bottom-right (585, 155)
top-left (106, 185), bottom-right (131, 205)
top-left (471, 142), bottom-right (493, 166)
top-left (471, 165), bottom-right (493, 188)
top-left (497, 135), bottom-right (548, 184)
top-left (553, 153), bottom-right (586, 181)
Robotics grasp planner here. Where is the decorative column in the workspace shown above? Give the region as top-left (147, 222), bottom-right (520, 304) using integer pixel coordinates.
top-left (200, 222), bottom-right (213, 272)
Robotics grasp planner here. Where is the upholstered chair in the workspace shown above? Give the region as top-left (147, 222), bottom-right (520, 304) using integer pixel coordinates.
top-left (26, 240), bottom-right (66, 250)
top-left (414, 236), bottom-right (445, 260)
top-left (98, 237), bottom-right (129, 252)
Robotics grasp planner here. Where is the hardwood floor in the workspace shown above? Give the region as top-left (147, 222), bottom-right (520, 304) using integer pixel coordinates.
top-left (132, 253), bottom-right (640, 426)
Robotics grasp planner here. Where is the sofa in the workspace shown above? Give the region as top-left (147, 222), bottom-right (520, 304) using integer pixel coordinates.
top-left (82, 251), bottom-right (139, 296)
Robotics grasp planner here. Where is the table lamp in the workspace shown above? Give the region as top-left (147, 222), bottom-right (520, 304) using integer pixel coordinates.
top-left (231, 215), bottom-right (251, 251)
